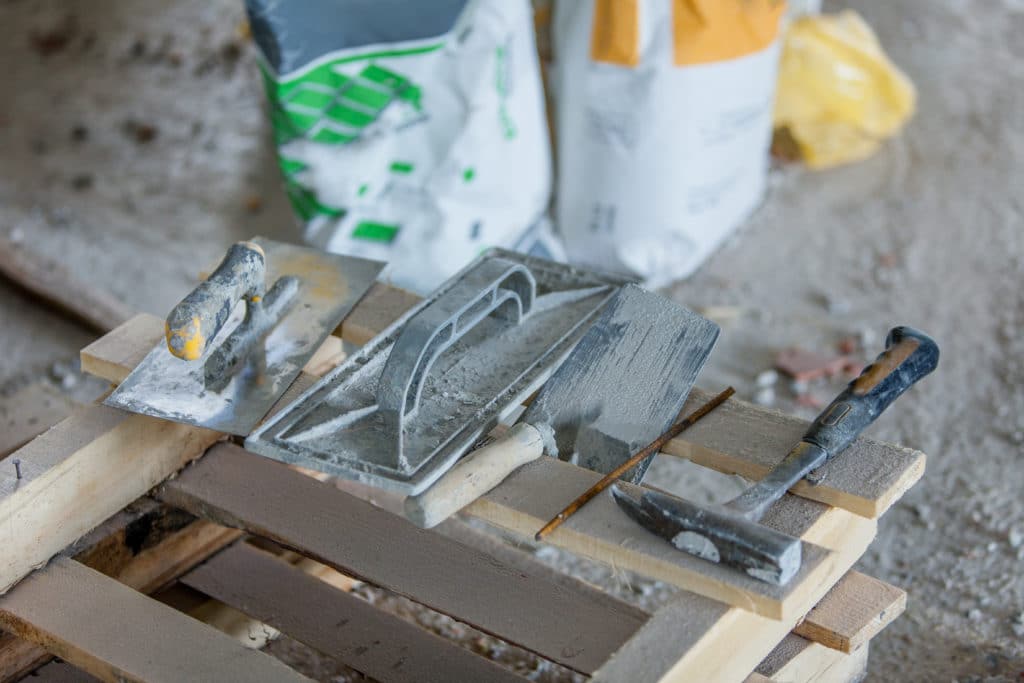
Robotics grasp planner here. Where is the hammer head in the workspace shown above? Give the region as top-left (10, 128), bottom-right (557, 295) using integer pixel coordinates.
top-left (611, 486), bottom-right (803, 585)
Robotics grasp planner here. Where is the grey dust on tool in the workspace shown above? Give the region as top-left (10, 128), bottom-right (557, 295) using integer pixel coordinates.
top-left (105, 237), bottom-right (383, 436)
top-left (403, 283), bottom-right (721, 529)
top-left (245, 249), bottom-right (631, 495)
top-left (613, 326), bottom-right (939, 586)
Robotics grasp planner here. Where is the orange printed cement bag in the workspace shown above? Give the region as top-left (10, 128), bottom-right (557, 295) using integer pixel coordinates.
top-left (552, 0), bottom-right (786, 286)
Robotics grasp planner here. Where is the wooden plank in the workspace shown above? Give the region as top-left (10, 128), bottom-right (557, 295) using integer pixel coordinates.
top-left (793, 571), bottom-right (905, 653)
top-left (82, 313), bottom-right (920, 528)
top-left (0, 558), bottom-right (307, 683)
top-left (158, 443), bottom-right (647, 675)
top-left (1, 505), bottom-right (241, 682)
top-left (183, 542), bottom-right (528, 683)
top-left (664, 389), bottom-right (925, 519)
top-left (590, 504), bottom-right (877, 682)
top-left (753, 634), bottom-right (870, 682)
top-left (0, 236), bottom-right (133, 334)
top-left (0, 405), bottom-right (221, 594)
top-left (470, 456), bottom-right (836, 620)
top-left (337, 281), bottom-right (419, 346)
top-left (0, 383), bottom-right (75, 459)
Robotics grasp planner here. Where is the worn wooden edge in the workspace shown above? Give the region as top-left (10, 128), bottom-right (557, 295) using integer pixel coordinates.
top-left (0, 558), bottom-right (308, 683)
top-left (751, 633), bottom-right (870, 682)
top-left (793, 571), bottom-right (906, 653)
top-left (183, 542), bottom-right (529, 683)
top-left (590, 507), bottom-right (878, 682)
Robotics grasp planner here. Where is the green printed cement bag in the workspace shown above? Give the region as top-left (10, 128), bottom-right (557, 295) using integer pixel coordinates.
top-left (246, 0), bottom-right (556, 292)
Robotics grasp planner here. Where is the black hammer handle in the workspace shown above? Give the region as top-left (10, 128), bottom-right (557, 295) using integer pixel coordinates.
top-left (803, 326), bottom-right (939, 461)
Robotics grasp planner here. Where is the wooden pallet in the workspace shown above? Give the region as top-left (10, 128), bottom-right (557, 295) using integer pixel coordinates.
top-left (0, 283), bottom-right (924, 682)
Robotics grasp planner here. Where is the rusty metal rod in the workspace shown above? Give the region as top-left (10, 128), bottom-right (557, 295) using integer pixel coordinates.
top-left (534, 386), bottom-right (736, 541)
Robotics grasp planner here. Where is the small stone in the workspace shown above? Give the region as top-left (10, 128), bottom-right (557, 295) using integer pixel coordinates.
top-left (755, 369), bottom-right (778, 387)
top-left (754, 387), bottom-right (775, 406)
top-left (796, 393), bottom-right (823, 409)
top-left (70, 124), bottom-right (89, 142)
top-left (859, 328), bottom-right (878, 349)
top-left (1008, 527), bottom-right (1023, 548)
top-left (50, 361), bottom-right (71, 380)
top-left (775, 347), bottom-right (847, 382)
top-left (244, 195), bottom-right (263, 213)
top-left (1012, 612), bottom-right (1024, 637)
top-left (790, 379), bottom-right (809, 394)
top-left (70, 174), bottom-right (93, 191)
top-left (967, 608), bottom-right (982, 621)
top-left (837, 336), bottom-right (858, 355)
top-left (60, 373), bottom-right (78, 390)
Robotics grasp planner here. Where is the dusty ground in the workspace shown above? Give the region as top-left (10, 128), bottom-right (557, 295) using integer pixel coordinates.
top-left (1, 0), bottom-right (1022, 681)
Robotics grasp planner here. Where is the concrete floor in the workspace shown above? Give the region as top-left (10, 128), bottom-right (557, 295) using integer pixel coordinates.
top-left (1, 0), bottom-right (1022, 680)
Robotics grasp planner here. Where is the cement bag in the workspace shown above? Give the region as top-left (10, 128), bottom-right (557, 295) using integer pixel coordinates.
top-left (553, 0), bottom-right (786, 287)
top-left (247, 0), bottom-right (555, 293)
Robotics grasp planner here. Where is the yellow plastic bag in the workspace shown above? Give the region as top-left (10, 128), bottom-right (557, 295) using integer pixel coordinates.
top-left (774, 10), bottom-right (915, 169)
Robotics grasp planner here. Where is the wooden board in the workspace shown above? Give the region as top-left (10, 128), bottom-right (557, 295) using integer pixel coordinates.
top-left (0, 406), bottom-right (221, 594)
top-left (590, 505), bottom-right (877, 682)
top-left (0, 558), bottom-right (307, 683)
top-left (183, 542), bottom-right (528, 683)
top-left (753, 634), bottom-right (870, 682)
top-left (1, 502), bottom-right (241, 682)
top-left (0, 383), bottom-right (75, 459)
top-left (663, 389), bottom-right (925, 519)
top-left (793, 571), bottom-right (905, 653)
top-left (470, 456), bottom-right (836, 620)
top-left (158, 443), bottom-right (646, 675)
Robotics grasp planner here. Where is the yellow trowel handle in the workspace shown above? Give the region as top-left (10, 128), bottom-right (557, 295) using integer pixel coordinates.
top-left (165, 241), bottom-right (266, 361)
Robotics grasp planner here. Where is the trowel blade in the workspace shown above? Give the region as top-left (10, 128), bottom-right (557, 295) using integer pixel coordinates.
top-left (521, 284), bottom-right (719, 483)
top-left (105, 239), bottom-right (384, 436)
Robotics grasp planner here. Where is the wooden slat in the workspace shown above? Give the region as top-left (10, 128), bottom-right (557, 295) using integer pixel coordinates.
top-left (0, 558), bottom-right (307, 683)
top-left (157, 443), bottom-right (646, 675)
top-left (793, 571), bottom-right (906, 653)
top-left (0, 406), bottom-right (220, 594)
top-left (337, 281), bottom-right (419, 346)
top-left (590, 504), bottom-right (877, 682)
top-left (2, 506), bottom-right (241, 682)
top-left (183, 542), bottom-right (528, 683)
top-left (0, 383), bottom-right (75, 459)
top-left (470, 457), bottom-right (835, 620)
top-left (752, 634), bottom-right (870, 682)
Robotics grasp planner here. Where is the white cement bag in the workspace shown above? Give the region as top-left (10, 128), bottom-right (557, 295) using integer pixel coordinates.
top-left (247, 0), bottom-right (555, 293)
top-left (552, 0), bottom-right (785, 287)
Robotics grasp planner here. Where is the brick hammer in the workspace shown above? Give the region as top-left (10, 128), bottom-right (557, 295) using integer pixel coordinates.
top-left (612, 326), bottom-right (939, 585)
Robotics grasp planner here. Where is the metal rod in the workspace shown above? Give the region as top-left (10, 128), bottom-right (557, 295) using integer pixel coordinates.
top-left (534, 387), bottom-right (735, 541)
top-left (13, 458), bottom-right (22, 480)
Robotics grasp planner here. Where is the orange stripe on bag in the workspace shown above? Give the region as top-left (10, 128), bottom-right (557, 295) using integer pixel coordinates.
top-left (591, 0), bottom-right (640, 67)
top-left (672, 0), bottom-right (786, 67)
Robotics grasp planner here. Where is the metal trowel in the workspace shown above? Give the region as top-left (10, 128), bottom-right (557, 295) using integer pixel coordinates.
top-left (105, 237), bottom-right (383, 435)
top-left (246, 249), bottom-right (632, 494)
top-left (404, 284), bottom-right (721, 528)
